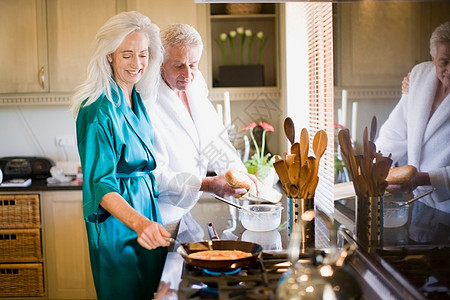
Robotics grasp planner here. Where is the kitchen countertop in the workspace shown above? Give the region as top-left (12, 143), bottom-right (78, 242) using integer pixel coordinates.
top-left (156, 192), bottom-right (449, 300)
top-left (0, 178), bottom-right (82, 192)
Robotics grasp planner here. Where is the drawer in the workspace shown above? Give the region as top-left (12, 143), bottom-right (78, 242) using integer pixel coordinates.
top-left (0, 263), bottom-right (44, 297)
top-left (0, 194), bottom-right (40, 228)
top-left (0, 228), bottom-right (42, 262)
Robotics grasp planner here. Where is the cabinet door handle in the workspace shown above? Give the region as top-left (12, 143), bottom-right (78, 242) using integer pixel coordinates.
top-left (38, 66), bottom-right (45, 89)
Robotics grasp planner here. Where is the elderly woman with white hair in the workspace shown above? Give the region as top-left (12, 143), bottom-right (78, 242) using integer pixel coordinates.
top-left (376, 21), bottom-right (450, 213)
top-left (71, 11), bottom-right (171, 299)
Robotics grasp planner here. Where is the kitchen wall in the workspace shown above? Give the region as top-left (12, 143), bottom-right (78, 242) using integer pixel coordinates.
top-left (0, 105), bottom-right (79, 168)
top-left (0, 0), bottom-right (202, 173)
top-left (2, 1), bottom-right (448, 172)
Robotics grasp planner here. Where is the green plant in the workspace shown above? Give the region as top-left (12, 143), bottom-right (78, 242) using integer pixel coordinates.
top-left (243, 121), bottom-right (276, 179)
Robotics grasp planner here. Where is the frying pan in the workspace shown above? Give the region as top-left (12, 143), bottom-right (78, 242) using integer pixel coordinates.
top-left (177, 223), bottom-right (263, 271)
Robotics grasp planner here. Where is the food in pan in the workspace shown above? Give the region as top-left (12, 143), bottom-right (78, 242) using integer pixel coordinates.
top-left (386, 165), bottom-right (417, 184)
top-left (188, 250), bottom-right (252, 260)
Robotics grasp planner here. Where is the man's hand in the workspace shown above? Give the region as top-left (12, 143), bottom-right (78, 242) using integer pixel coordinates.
top-left (386, 171), bottom-right (431, 194)
top-left (200, 174), bottom-right (247, 198)
top-left (401, 72), bottom-right (410, 94)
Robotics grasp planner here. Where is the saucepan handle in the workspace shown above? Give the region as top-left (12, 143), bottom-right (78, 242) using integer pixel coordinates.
top-left (207, 223), bottom-right (220, 240)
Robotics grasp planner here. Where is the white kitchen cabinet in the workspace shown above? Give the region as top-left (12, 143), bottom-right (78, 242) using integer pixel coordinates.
top-left (42, 190), bottom-right (96, 300)
top-left (0, 0), bottom-right (117, 97)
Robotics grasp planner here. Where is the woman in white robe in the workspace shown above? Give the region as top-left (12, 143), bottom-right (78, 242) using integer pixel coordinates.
top-left (376, 22), bottom-right (450, 212)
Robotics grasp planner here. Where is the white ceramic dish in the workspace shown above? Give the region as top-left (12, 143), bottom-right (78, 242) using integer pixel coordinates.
top-left (383, 201), bottom-right (409, 228)
top-left (239, 204), bottom-right (283, 232)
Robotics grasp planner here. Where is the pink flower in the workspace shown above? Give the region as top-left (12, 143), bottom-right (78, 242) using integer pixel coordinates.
top-left (259, 121), bottom-right (274, 132)
top-left (243, 122), bottom-right (257, 130)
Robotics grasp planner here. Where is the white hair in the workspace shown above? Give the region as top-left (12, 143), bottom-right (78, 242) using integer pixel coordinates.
top-left (160, 23), bottom-right (203, 60)
top-left (430, 21), bottom-right (450, 58)
top-left (71, 11), bottom-right (163, 115)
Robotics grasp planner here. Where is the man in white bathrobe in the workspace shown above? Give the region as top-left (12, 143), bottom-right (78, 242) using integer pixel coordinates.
top-left (147, 24), bottom-right (261, 238)
top-left (376, 22), bottom-right (450, 213)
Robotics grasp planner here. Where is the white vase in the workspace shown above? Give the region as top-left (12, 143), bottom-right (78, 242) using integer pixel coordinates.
top-left (257, 167), bottom-right (277, 186)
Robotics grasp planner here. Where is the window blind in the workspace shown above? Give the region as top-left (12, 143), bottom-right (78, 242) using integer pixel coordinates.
top-left (305, 3), bottom-right (334, 215)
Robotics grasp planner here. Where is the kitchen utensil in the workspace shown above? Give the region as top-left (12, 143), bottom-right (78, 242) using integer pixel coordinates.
top-left (164, 237), bottom-right (175, 243)
top-left (397, 189), bottom-right (433, 208)
top-left (369, 116), bottom-right (378, 155)
top-left (384, 201), bottom-right (410, 228)
top-left (383, 189), bottom-right (434, 228)
top-left (239, 204), bottom-right (283, 232)
top-left (241, 191), bottom-right (280, 204)
top-left (370, 115), bottom-right (377, 142)
top-left (284, 117), bottom-right (296, 145)
top-left (307, 130), bottom-right (327, 197)
top-left (288, 198), bottom-right (315, 253)
top-left (178, 223), bottom-right (263, 271)
top-left (299, 128), bottom-right (309, 166)
top-left (355, 195), bottom-right (383, 247)
top-left (212, 194), bottom-right (256, 215)
top-left (338, 129), bottom-right (358, 183)
top-left (274, 158), bottom-right (290, 185)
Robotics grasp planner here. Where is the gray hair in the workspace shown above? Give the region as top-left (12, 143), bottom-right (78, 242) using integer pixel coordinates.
top-left (430, 21), bottom-right (450, 58)
top-left (71, 11), bottom-right (163, 115)
top-left (160, 23), bottom-right (203, 59)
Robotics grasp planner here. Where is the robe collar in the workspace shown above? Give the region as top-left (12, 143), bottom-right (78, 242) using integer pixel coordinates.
top-left (112, 81), bottom-right (156, 167)
top-left (159, 79), bottom-right (201, 150)
top-left (407, 65), bottom-right (450, 165)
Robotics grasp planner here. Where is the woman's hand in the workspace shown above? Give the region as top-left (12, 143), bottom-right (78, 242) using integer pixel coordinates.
top-left (100, 192), bottom-right (171, 250)
top-left (133, 216), bottom-right (172, 250)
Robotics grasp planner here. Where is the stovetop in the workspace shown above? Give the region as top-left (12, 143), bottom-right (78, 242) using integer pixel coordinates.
top-left (177, 252), bottom-right (290, 300)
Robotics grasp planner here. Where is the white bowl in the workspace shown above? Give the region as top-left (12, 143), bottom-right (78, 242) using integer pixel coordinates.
top-left (239, 204), bottom-right (283, 232)
top-left (383, 201), bottom-right (409, 228)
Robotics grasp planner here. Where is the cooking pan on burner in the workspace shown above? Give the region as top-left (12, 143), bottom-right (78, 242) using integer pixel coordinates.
top-left (177, 223), bottom-right (263, 271)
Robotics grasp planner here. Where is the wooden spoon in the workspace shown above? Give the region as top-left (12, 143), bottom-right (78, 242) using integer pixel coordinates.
top-left (370, 116), bottom-right (377, 142)
top-left (288, 161), bottom-right (301, 186)
top-left (338, 129), bottom-right (358, 182)
top-left (362, 127), bottom-right (374, 196)
top-left (274, 159), bottom-right (290, 186)
top-left (312, 130), bottom-right (328, 167)
top-left (284, 117), bottom-right (295, 145)
top-left (369, 116), bottom-right (378, 158)
top-left (300, 128), bottom-right (309, 166)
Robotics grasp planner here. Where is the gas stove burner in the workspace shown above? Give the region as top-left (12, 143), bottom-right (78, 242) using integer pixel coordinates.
top-left (202, 268), bottom-right (241, 276)
top-left (178, 252), bottom-right (290, 300)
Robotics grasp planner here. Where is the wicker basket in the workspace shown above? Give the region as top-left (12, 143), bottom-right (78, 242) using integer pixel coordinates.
top-left (225, 3), bottom-right (262, 15)
top-left (0, 194), bottom-right (40, 229)
top-left (0, 228), bottom-right (42, 262)
top-left (0, 263), bottom-right (44, 297)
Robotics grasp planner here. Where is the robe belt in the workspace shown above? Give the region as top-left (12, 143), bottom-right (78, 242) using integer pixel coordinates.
top-left (116, 171), bottom-right (150, 178)
top-left (116, 171), bottom-right (159, 198)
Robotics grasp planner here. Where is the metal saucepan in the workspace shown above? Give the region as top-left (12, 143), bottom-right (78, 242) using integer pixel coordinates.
top-left (177, 223), bottom-right (263, 271)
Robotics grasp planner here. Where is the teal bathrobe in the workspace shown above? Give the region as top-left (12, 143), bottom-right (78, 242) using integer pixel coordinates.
top-left (76, 81), bottom-right (167, 300)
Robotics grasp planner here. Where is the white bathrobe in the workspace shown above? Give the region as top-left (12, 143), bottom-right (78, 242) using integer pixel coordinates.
top-left (376, 62), bottom-right (450, 212)
top-left (148, 71), bottom-right (247, 226)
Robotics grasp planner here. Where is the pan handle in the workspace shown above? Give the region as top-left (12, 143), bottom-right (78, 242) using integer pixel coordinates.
top-left (207, 223), bottom-right (220, 240)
